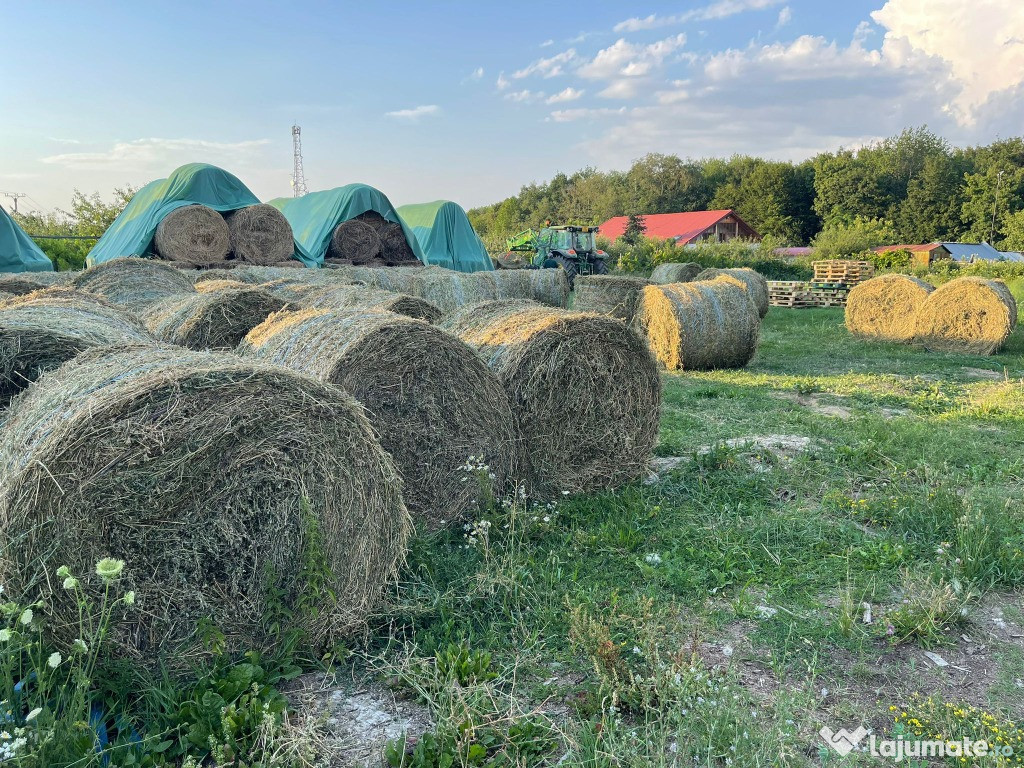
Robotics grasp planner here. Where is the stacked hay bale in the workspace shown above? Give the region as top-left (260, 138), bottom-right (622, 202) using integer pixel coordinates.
top-left (845, 275), bottom-right (934, 343)
top-left (74, 257), bottom-right (197, 310)
top-left (325, 212), bottom-right (420, 268)
top-left (442, 300), bottom-right (661, 498)
top-left (194, 278), bottom-right (250, 293)
top-left (695, 267), bottom-right (769, 318)
top-left (142, 286), bottom-right (286, 349)
top-left (528, 268), bottom-right (571, 308)
top-left (913, 277), bottom-right (1017, 355)
top-left (0, 346), bottom-right (410, 670)
top-left (240, 309), bottom-right (517, 525)
top-left (0, 288), bottom-right (156, 404)
top-left (325, 265), bottom-right (423, 295)
top-left (650, 262), bottom-right (702, 285)
top-left (300, 283), bottom-right (442, 323)
top-left (415, 269), bottom-right (496, 312)
top-left (635, 277), bottom-right (761, 370)
top-left (0, 275), bottom-right (51, 295)
top-left (224, 204), bottom-right (294, 265)
top-left (154, 205), bottom-right (231, 266)
top-left (574, 275), bottom-right (651, 322)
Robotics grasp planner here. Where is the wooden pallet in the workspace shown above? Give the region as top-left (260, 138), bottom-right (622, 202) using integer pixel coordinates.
top-left (811, 260), bottom-right (874, 286)
top-left (767, 280), bottom-right (850, 308)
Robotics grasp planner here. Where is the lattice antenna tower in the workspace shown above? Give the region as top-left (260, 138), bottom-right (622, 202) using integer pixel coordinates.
top-left (291, 124), bottom-right (308, 197)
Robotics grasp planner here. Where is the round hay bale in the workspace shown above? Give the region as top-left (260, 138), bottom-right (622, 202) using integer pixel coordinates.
top-left (484, 270), bottom-right (534, 300)
top-left (329, 219), bottom-right (381, 264)
top-left (650, 262), bottom-right (703, 285)
top-left (142, 286), bottom-right (286, 350)
top-left (0, 275), bottom-right (49, 295)
top-left (0, 346), bottom-right (409, 670)
top-left (329, 265), bottom-right (425, 294)
top-left (0, 288), bottom-right (155, 403)
top-left (153, 205), bottom-right (231, 266)
top-left (912, 277), bottom-right (1018, 355)
top-left (528, 268), bottom-right (570, 308)
top-left (306, 284), bottom-right (442, 323)
top-left (192, 268), bottom-right (243, 283)
top-left (441, 300), bottom-right (661, 498)
top-left (415, 270), bottom-right (496, 313)
top-left (635, 278), bottom-right (761, 371)
top-left (240, 309), bottom-right (517, 525)
top-left (74, 257), bottom-right (197, 309)
top-left (573, 275), bottom-right (651, 322)
top-left (695, 267), bottom-right (769, 318)
top-left (378, 222), bottom-right (419, 265)
top-left (845, 274), bottom-right (934, 342)
top-left (225, 204), bottom-right (295, 266)
top-left (194, 278), bottom-right (251, 293)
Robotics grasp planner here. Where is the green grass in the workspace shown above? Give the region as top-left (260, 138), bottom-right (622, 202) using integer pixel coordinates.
top-left (368, 308), bottom-right (1024, 767)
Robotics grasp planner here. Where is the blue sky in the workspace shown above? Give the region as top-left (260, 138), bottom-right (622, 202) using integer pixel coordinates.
top-left (2, 0), bottom-right (1022, 214)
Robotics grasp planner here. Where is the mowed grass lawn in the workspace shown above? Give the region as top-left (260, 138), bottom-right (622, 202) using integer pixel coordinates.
top-left (362, 308), bottom-right (1024, 767)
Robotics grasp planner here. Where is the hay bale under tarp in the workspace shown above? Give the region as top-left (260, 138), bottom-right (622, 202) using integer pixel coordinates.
top-left (142, 287), bottom-right (286, 350)
top-left (442, 300), bottom-right (661, 498)
top-left (695, 267), bottom-right (769, 318)
top-left (650, 262), bottom-right (703, 285)
top-left (573, 275), bottom-right (651, 322)
top-left (913, 277), bottom-right (1018, 355)
top-left (74, 257), bottom-right (197, 309)
top-left (0, 288), bottom-right (156, 404)
top-left (225, 204), bottom-right (295, 266)
top-left (0, 346), bottom-right (409, 670)
top-left (635, 278), bottom-right (761, 371)
top-left (240, 309), bottom-right (517, 525)
top-left (304, 284), bottom-right (442, 323)
top-left (378, 221), bottom-right (420, 265)
top-left (329, 219), bottom-right (381, 264)
top-left (845, 274), bottom-right (934, 342)
top-left (153, 204), bottom-right (231, 266)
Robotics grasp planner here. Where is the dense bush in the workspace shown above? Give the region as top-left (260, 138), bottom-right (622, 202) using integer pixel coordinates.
top-left (604, 236), bottom-right (812, 281)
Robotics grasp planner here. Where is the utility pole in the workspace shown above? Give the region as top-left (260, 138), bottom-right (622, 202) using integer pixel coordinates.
top-left (1, 191), bottom-right (26, 214)
top-left (990, 169), bottom-right (1004, 244)
top-left (291, 124), bottom-right (308, 197)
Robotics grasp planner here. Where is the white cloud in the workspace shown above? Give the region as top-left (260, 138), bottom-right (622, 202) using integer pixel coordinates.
top-left (513, 49), bottom-right (577, 79)
top-left (47, 137), bottom-right (81, 145)
top-left (614, 0), bottom-right (782, 32)
top-left (496, 71), bottom-right (510, 90)
top-left (40, 138), bottom-right (271, 170)
top-left (704, 35), bottom-right (884, 82)
top-left (470, 66), bottom-right (484, 80)
top-left (775, 6), bottom-right (792, 28)
top-left (548, 107), bottom-right (629, 123)
top-left (546, 87), bottom-right (585, 104)
top-left (505, 89), bottom-right (545, 103)
top-left (598, 80), bottom-right (643, 99)
top-left (578, 34), bottom-right (687, 81)
top-left (385, 105), bottom-right (441, 120)
top-left (540, 39), bottom-right (554, 47)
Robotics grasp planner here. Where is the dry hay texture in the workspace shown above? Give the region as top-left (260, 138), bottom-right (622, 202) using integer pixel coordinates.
top-left (573, 275), bottom-right (651, 322)
top-left (224, 204), bottom-right (295, 266)
top-left (74, 257), bottom-right (197, 309)
top-left (328, 265), bottom-right (424, 294)
top-left (194, 278), bottom-right (251, 293)
top-left (415, 269), bottom-right (497, 313)
top-left (845, 274), bottom-right (934, 342)
top-left (0, 288), bottom-right (155, 404)
top-left (442, 300), bottom-right (661, 498)
top-left (0, 346), bottom-right (410, 670)
top-left (240, 309), bottom-right (518, 525)
top-left (650, 262), bottom-right (703, 285)
top-left (527, 268), bottom-right (571, 308)
top-left (0, 275), bottom-right (52, 295)
top-left (303, 283), bottom-right (442, 323)
top-left (194, 265), bottom-right (319, 285)
top-left (635, 277), bottom-right (761, 371)
top-left (142, 286), bottom-right (286, 350)
top-left (329, 219), bottom-right (381, 264)
top-left (913, 277), bottom-right (1018, 355)
top-left (357, 212), bottom-right (419, 265)
top-left (695, 267), bottom-right (769, 318)
top-left (153, 204), bottom-right (231, 266)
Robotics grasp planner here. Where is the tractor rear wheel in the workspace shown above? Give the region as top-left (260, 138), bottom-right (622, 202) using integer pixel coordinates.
top-left (592, 258), bottom-right (610, 275)
top-left (553, 255), bottom-right (578, 288)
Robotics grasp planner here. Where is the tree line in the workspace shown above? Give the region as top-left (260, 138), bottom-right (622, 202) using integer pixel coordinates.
top-left (467, 127), bottom-right (1024, 252)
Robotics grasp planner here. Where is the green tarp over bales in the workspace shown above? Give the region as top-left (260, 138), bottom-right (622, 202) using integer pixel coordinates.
top-left (396, 200), bottom-right (493, 273)
top-left (1, 206), bottom-right (54, 273)
top-left (269, 184), bottom-right (426, 267)
top-left (87, 163), bottom-right (305, 266)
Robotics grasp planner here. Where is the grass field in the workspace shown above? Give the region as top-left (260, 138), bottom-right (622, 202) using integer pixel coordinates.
top-left (349, 307), bottom-right (1024, 767)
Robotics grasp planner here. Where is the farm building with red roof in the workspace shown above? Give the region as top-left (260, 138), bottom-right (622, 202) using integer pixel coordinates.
top-left (598, 210), bottom-right (760, 245)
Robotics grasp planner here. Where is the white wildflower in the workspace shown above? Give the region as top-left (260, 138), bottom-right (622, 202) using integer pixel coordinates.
top-left (47, 652), bottom-right (61, 668)
top-left (19, 610), bottom-right (32, 626)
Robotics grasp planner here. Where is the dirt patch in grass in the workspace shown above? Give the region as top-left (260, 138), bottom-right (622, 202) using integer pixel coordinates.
top-left (961, 367), bottom-right (1005, 380)
top-left (772, 390), bottom-right (853, 419)
top-left (647, 434), bottom-right (824, 482)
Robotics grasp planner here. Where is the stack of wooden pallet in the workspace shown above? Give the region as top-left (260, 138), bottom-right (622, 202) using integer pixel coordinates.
top-left (768, 260), bottom-right (875, 308)
top-left (812, 260), bottom-right (874, 285)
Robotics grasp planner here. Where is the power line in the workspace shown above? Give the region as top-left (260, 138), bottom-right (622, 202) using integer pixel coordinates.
top-left (1, 191), bottom-right (27, 214)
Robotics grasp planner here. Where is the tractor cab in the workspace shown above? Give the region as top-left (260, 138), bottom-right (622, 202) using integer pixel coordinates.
top-left (532, 225), bottom-right (608, 284)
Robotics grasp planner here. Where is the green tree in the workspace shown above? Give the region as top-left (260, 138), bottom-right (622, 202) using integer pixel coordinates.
top-left (896, 154), bottom-right (966, 242)
top-left (811, 216), bottom-right (896, 258)
top-left (622, 213), bottom-right (647, 245)
top-left (813, 150), bottom-right (893, 226)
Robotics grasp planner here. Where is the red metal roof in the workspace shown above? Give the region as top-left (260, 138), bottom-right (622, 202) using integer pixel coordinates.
top-left (598, 210), bottom-right (755, 244)
top-left (874, 243), bottom-right (943, 253)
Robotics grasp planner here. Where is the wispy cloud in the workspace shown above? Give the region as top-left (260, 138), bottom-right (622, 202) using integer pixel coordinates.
top-left (469, 66), bottom-right (484, 80)
top-left (41, 138), bottom-right (271, 169)
top-left (496, 71), bottom-right (510, 90)
top-left (513, 49), bottom-right (577, 79)
top-left (578, 34), bottom-right (687, 81)
top-left (505, 89), bottom-right (545, 103)
top-left (614, 0), bottom-right (782, 32)
top-left (775, 6), bottom-right (792, 28)
top-left (385, 104), bottom-right (441, 120)
top-left (546, 87), bottom-right (585, 104)
top-left (540, 39), bottom-right (554, 47)
top-left (547, 107), bottom-right (628, 123)
top-left (47, 137), bottom-right (81, 145)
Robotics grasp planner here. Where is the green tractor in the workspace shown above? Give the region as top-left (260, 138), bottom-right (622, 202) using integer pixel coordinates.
top-left (505, 224), bottom-right (609, 286)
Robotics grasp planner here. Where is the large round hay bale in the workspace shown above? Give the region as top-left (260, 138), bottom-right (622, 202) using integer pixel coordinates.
top-left (845, 274), bottom-right (934, 342)
top-left (153, 205), bottom-right (231, 265)
top-left (305, 284), bottom-right (442, 323)
top-left (0, 288), bottom-right (155, 403)
top-left (650, 262), bottom-right (703, 285)
top-left (329, 265), bottom-right (425, 294)
top-left (635, 278), bottom-right (761, 370)
top-left (415, 270), bottom-right (496, 313)
top-left (912, 277), bottom-right (1018, 355)
top-left (225, 204), bottom-right (295, 266)
top-left (240, 309), bottom-right (517, 524)
top-left (194, 278), bottom-right (250, 293)
top-left (329, 219), bottom-right (381, 264)
top-left (695, 267), bottom-right (769, 318)
top-left (574, 275), bottom-right (651, 322)
top-left (378, 222), bottom-right (419, 265)
top-left (442, 300), bottom-right (661, 498)
top-left (0, 346), bottom-right (409, 670)
top-left (0, 275), bottom-right (49, 295)
top-left (74, 257), bottom-right (197, 309)
top-left (484, 270), bottom-right (533, 300)
top-left (142, 286), bottom-right (286, 350)
top-left (529, 268), bottom-right (570, 308)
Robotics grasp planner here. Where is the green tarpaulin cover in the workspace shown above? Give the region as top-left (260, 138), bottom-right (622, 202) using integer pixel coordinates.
top-left (269, 184), bottom-right (426, 267)
top-left (87, 163), bottom-right (287, 266)
top-left (0, 206), bottom-right (53, 273)
top-left (396, 200), bottom-right (493, 273)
